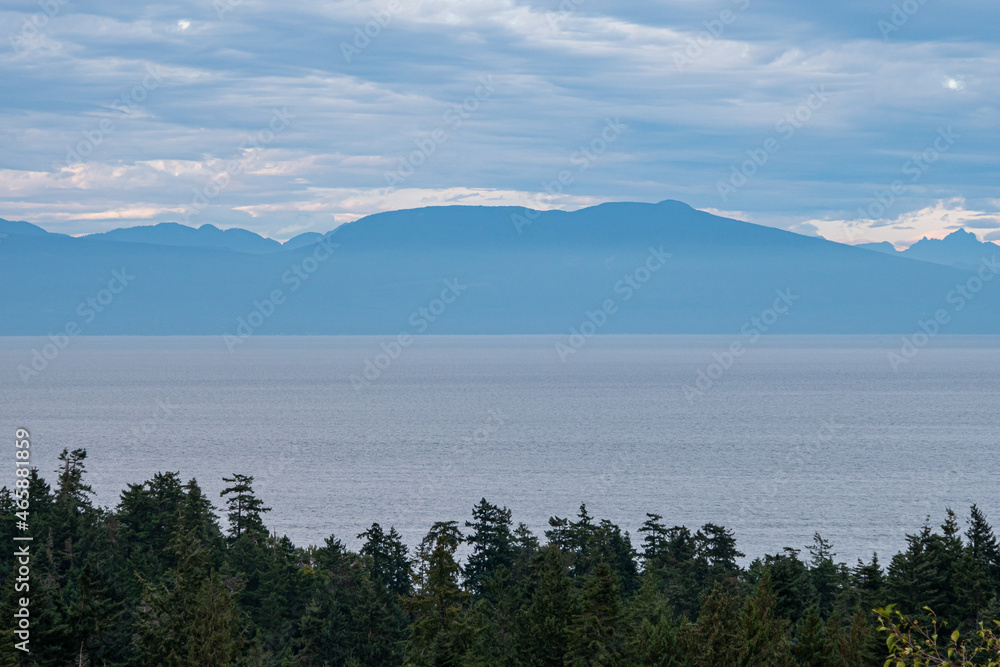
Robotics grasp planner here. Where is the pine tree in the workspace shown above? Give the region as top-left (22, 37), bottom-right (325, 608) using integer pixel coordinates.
top-left (404, 521), bottom-right (471, 666)
top-left (738, 577), bottom-right (794, 667)
top-left (547, 506), bottom-right (638, 592)
top-left (517, 544), bottom-right (573, 666)
top-left (564, 561), bottom-right (625, 666)
top-left (462, 566), bottom-right (526, 666)
top-left (682, 582), bottom-right (743, 667)
top-left (464, 498), bottom-right (515, 597)
top-left (220, 474), bottom-right (270, 541)
top-left (625, 572), bottom-right (684, 666)
top-left (55, 448), bottom-right (93, 508)
top-left (182, 478), bottom-right (224, 551)
top-left (358, 523), bottom-right (412, 598)
top-left (846, 553), bottom-right (884, 615)
top-left (834, 607), bottom-right (884, 667)
top-left (753, 548), bottom-right (816, 625)
top-left (638, 514), bottom-right (671, 568)
top-left (886, 520), bottom-right (952, 619)
top-left (792, 606), bottom-right (834, 667)
top-left (135, 524), bottom-right (245, 666)
top-left (963, 504), bottom-right (1000, 615)
top-left (807, 533), bottom-right (844, 617)
top-left (695, 523), bottom-right (744, 586)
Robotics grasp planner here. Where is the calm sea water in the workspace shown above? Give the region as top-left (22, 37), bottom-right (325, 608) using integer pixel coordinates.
top-left (2, 335), bottom-right (997, 565)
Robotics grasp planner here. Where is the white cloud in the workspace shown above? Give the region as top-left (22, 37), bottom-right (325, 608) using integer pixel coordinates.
top-left (803, 199), bottom-right (1000, 249)
top-left (2, 0), bottom-right (999, 240)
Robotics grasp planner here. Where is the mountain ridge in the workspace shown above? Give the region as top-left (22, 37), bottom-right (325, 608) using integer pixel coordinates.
top-left (855, 228), bottom-right (999, 271)
top-left (2, 200), bottom-right (998, 336)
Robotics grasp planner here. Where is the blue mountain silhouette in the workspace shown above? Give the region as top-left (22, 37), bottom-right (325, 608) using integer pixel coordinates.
top-left (1, 201), bottom-right (997, 335)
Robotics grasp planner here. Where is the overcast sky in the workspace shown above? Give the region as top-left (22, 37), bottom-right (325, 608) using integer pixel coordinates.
top-left (1, 0), bottom-right (998, 247)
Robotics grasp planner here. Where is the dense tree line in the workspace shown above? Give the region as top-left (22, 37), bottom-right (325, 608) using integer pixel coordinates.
top-left (2, 448), bottom-right (999, 665)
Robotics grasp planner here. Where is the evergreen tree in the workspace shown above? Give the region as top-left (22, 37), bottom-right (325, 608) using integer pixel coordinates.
top-left (962, 504), bottom-right (1000, 617)
top-left (564, 561), bottom-right (625, 666)
top-left (807, 533), bottom-right (844, 617)
top-left (358, 523), bottom-right (412, 598)
top-left (682, 582), bottom-right (743, 667)
top-left (405, 521), bottom-right (471, 666)
top-left (638, 514), bottom-right (671, 567)
top-left (462, 566), bottom-right (526, 666)
top-left (886, 520), bottom-right (953, 619)
top-left (792, 606), bottom-right (834, 667)
top-left (625, 574), bottom-right (684, 666)
top-left (518, 544), bottom-right (574, 666)
top-left (845, 553), bottom-right (884, 615)
top-left (464, 499), bottom-right (515, 597)
top-left (135, 524), bottom-right (245, 666)
top-left (738, 577), bottom-right (794, 667)
top-left (546, 506), bottom-right (638, 592)
top-left (695, 523), bottom-right (744, 586)
top-left (752, 548), bottom-right (815, 625)
top-left (220, 474), bottom-right (271, 541)
top-left (182, 478), bottom-right (225, 551)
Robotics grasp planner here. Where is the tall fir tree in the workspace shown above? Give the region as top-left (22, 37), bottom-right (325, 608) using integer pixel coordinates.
top-left (464, 499), bottom-right (515, 598)
top-left (405, 521), bottom-right (471, 666)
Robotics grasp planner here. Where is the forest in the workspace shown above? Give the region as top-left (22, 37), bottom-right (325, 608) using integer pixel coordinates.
top-left (3, 448), bottom-right (1000, 666)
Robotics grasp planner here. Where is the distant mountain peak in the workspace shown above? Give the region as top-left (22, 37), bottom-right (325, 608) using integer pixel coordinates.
top-left (81, 221), bottom-right (282, 254)
top-left (0, 217), bottom-right (54, 237)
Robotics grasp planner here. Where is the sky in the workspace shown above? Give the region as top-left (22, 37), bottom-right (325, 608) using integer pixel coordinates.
top-left (1, 0), bottom-right (998, 248)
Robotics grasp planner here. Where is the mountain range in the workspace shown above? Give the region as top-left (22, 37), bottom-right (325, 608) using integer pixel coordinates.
top-left (855, 229), bottom-right (999, 271)
top-left (1, 201), bottom-right (998, 336)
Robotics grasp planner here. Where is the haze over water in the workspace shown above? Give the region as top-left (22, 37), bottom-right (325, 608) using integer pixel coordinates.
top-left (3, 335), bottom-right (997, 564)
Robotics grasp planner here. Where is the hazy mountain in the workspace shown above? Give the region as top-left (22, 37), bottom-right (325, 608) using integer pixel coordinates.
top-left (856, 229), bottom-right (999, 271)
top-left (82, 222), bottom-right (282, 254)
top-left (0, 217), bottom-right (55, 237)
top-left (1, 200), bottom-right (998, 336)
top-left (281, 231), bottom-right (326, 250)
top-left (855, 241), bottom-right (898, 255)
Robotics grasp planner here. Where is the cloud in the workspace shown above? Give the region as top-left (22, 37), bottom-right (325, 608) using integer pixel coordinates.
top-left (1, 0), bottom-right (999, 239)
top-left (801, 199), bottom-right (1000, 248)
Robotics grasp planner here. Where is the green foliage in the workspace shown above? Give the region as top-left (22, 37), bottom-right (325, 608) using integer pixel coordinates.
top-left (4, 456), bottom-right (1000, 667)
top-left (135, 525), bottom-right (245, 666)
top-left (220, 474), bottom-right (271, 541)
top-left (876, 604), bottom-right (1000, 666)
top-left (404, 521), bottom-right (471, 666)
top-left (464, 499), bottom-right (515, 598)
top-left (564, 561), bottom-right (626, 666)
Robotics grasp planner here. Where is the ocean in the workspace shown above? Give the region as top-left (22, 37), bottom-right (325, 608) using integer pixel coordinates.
top-left (2, 335), bottom-right (997, 565)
